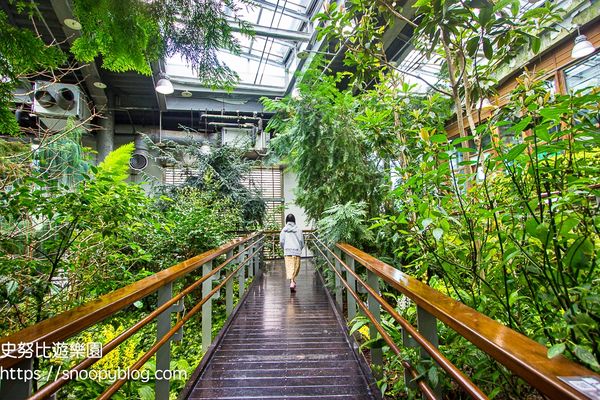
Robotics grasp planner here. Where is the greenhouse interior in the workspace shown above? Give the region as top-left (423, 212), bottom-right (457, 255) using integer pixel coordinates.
top-left (0, 0), bottom-right (599, 398)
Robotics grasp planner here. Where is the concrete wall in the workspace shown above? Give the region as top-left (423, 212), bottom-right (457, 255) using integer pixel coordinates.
top-left (283, 169), bottom-right (313, 231)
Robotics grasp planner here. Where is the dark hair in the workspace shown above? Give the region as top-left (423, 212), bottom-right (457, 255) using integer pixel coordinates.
top-left (285, 214), bottom-right (296, 224)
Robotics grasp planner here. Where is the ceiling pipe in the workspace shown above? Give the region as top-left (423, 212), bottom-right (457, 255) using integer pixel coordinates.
top-left (208, 122), bottom-right (255, 128)
top-left (200, 114), bottom-right (263, 120)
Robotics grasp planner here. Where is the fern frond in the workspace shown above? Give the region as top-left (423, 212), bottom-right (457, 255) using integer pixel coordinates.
top-left (97, 143), bottom-right (134, 181)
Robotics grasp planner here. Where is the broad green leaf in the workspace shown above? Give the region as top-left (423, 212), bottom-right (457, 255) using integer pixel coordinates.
top-left (430, 134), bottom-right (447, 143)
top-left (574, 346), bottom-right (600, 368)
top-left (535, 127), bottom-right (551, 142)
top-left (525, 218), bottom-right (538, 237)
top-left (361, 337), bottom-right (385, 349)
top-left (531, 36), bottom-right (541, 54)
top-left (138, 385), bottom-right (154, 400)
top-left (508, 291), bottom-right (519, 307)
top-left (428, 366), bottom-right (439, 387)
top-left (466, 37), bottom-right (480, 57)
top-left (547, 343), bottom-right (565, 358)
top-left (493, 0), bottom-right (514, 12)
top-left (422, 218), bottom-right (433, 229)
top-left (5, 280), bottom-right (18, 296)
top-left (564, 237), bottom-right (593, 270)
top-left (535, 222), bottom-right (550, 244)
top-left (539, 107), bottom-right (568, 119)
top-left (559, 218), bottom-right (579, 236)
top-left (452, 135), bottom-right (474, 145)
top-left (509, 116), bottom-right (532, 133)
top-left (349, 319), bottom-right (369, 335)
top-left (504, 143), bottom-right (527, 161)
top-left (483, 37), bottom-right (493, 59)
top-left (479, 7), bottom-right (493, 27)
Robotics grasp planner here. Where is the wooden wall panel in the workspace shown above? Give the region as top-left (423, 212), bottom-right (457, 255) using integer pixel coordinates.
top-left (446, 21), bottom-right (600, 137)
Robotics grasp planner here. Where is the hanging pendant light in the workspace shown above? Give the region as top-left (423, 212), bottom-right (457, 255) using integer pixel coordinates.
top-left (571, 34), bottom-right (595, 59)
top-left (155, 73), bottom-right (174, 95)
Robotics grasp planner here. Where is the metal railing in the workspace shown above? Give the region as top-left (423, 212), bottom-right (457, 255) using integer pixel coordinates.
top-left (310, 233), bottom-right (600, 400)
top-left (0, 232), bottom-right (265, 400)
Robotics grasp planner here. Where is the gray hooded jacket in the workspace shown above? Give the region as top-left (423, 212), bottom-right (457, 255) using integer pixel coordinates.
top-left (279, 222), bottom-right (304, 257)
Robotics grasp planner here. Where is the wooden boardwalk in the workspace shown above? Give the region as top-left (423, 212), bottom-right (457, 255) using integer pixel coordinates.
top-left (181, 259), bottom-right (380, 399)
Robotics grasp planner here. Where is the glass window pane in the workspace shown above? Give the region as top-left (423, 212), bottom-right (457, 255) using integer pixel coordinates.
top-left (564, 53), bottom-right (600, 93)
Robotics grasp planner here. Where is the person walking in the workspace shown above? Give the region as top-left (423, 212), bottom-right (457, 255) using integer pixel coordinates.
top-left (280, 214), bottom-right (304, 291)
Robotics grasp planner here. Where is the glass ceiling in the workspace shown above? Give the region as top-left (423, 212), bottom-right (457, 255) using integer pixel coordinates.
top-left (395, 0), bottom-right (550, 92)
top-left (166, 0), bottom-right (321, 91)
top-left (165, 0), bottom-right (554, 95)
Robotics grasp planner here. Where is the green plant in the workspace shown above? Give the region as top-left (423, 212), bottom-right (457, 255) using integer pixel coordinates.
top-left (317, 201), bottom-right (373, 246)
top-left (0, 5), bottom-right (64, 134)
top-left (71, 0), bottom-right (252, 86)
top-left (262, 70), bottom-right (386, 223)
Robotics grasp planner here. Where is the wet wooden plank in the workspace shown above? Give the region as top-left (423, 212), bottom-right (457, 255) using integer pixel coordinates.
top-left (182, 260), bottom-right (380, 399)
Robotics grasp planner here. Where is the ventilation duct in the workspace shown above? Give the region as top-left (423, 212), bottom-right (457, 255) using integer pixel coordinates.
top-left (56, 88), bottom-right (76, 110)
top-left (32, 81), bottom-right (91, 132)
top-left (34, 90), bottom-right (56, 108)
top-left (129, 134), bottom-right (149, 173)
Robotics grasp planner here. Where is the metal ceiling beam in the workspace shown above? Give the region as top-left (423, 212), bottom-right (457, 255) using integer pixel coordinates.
top-left (249, 0), bottom-right (310, 22)
top-left (171, 80), bottom-right (285, 97)
top-left (219, 48), bottom-right (286, 67)
top-left (229, 21), bottom-right (311, 42)
top-left (165, 96), bottom-right (267, 113)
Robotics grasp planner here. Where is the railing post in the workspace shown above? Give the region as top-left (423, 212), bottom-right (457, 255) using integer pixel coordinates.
top-left (202, 261), bottom-right (213, 352)
top-left (247, 243), bottom-right (254, 279)
top-left (238, 245), bottom-right (246, 298)
top-left (156, 281), bottom-right (184, 400)
top-left (225, 249), bottom-right (234, 317)
top-left (402, 326), bottom-right (418, 391)
top-left (0, 358), bottom-right (33, 399)
top-left (334, 247), bottom-right (343, 310)
top-left (417, 305), bottom-right (441, 398)
top-left (253, 238), bottom-right (262, 277)
top-left (367, 270), bottom-right (383, 378)
top-left (346, 255), bottom-right (357, 321)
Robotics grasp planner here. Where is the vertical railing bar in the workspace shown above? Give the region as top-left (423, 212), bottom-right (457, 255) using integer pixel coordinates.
top-left (418, 305), bottom-right (442, 398)
top-left (367, 269), bottom-right (383, 379)
top-left (247, 242), bottom-right (254, 279)
top-left (238, 244), bottom-right (245, 299)
top-left (202, 261), bottom-right (213, 352)
top-left (97, 244), bottom-right (264, 400)
top-left (334, 247), bottom-right (343, 310)
top-left (156, 282), bottom-right (173, 400)
top-left (346, 255), bottom-right (357, 321)
top-left (225, 249), bottom-right (234, 316)
top-left (0, 358), bottom-right (33, 399)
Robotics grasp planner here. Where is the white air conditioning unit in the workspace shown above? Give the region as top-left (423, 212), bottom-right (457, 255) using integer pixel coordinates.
top-left (222, 127), bottom-right (268, 151)
top-left (33, 81), bottom-right (91, 132)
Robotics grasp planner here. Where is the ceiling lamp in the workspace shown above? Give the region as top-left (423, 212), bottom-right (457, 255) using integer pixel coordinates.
top-left (63, 18), bottom-right (82, 30)
top-left (155, 73), bottom-right (174, 95)
top-left (571, 32), bottom-right (595, 59)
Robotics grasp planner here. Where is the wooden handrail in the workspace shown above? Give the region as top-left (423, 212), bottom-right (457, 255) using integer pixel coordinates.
top-left (0, 232), bottom-right (260, 369)
top-left (312, 242), bottom-right (438, 400)
top-left (98, 242), bottom-right (265, 399)
top-left (311, 235), bottom-right (488, 399)
top-left (337, 242), bottom-right (600, 400)
top-left (27, 237), bottom-right (263, 400)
